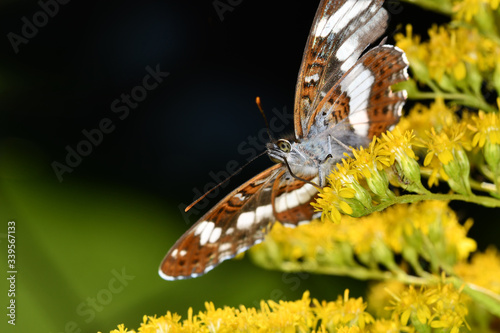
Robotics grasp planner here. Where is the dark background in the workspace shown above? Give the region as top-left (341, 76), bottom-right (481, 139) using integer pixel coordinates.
top-left (0, 1), bottom-right (493, 333)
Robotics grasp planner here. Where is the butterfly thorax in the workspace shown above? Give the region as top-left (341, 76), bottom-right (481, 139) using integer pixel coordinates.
top-left (267, 123), bottom-right (369, 186)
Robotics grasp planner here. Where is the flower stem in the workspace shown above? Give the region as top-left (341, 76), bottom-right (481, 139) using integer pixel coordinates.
top-left (448, 277), bottom-right (500, 318)
top-left (420, 167), bottom-right (498, 194)
top-left (363, 193), bottom-right (500, 215)
top-left (279, 262), bottom-right (432, 285)
top-left (400, 0), bottom-right (453, 15)
top-left (409, 91), bottom-right (496, 112)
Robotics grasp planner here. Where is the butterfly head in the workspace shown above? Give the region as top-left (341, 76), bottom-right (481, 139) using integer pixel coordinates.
top-left (267, 139), bottom-right (291, 164)
top-left (267, 138), bottom-right (309, 169)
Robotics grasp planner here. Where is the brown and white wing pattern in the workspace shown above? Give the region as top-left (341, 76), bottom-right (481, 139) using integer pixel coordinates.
top-left (311, 44), bottom-right (409, 139)
top-left (294, 0), bottom-right (389, 138)
top-left (272, 171), bottom-right (319, 227)
top-left (159, 164), bottom-right (282, 280)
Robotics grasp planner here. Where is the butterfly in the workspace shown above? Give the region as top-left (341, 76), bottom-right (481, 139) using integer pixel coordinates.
top-left (159, 0), bottom-right (409, 280)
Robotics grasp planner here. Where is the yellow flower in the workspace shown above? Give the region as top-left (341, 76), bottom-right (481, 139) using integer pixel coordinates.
top-left (387, 281), bottom-right (470, 332)
top-left (344, 214), bottom-right (391, 260)
top-left (395, 21), bottom-right (500, 93)
top-left (103, 291), bottom-right (386, 332)
top-left (379, 129), bottom-right (416, 167)
top-left (335, 158), bottom-right (374, 212)
top-left (378, 129), bottom-right (426, 193)
top-left (336, 326), bottom-right (362, 333)
top-left (370, 318), bottom-right (413, 333)
top-left (260, 291), bottom-right (313, 332)
top-left (249, 221), bottom-right (345, 269)
top-left (426, 25), bottom-right (468, 82)
top-left (469, 110), bottom-right (500, 148)
top-left (455, 247), bottom-right (500, 294)
top-left (367, 280), bottom-right (407, 319)
top-left (422, 126), bottom-right (472, 194)
top-left (251, 201), bottom-right (476, 276)
top-left (397, 99), bottom-right (457, 140)
top-left (107, 324), bottom-right (133, 333)
top-left (395, 24), bottom-right (430, 82)
top-left (468, 109), bottom-right (500, 179)
top-left (444, 218), bottom-right (477, 261)
top-left (387, 285), bottom-right (432, 326)
top-left (351, 137), bottom-right (391, 178)
top-left (312, 290), bottom-right (374, 331)
top-left (350, 138), bottom-right (394, 200)
top-left (453, 0), bottom-right (499, 22)
top-left (426, 283), bottom-right (470, 333)
top-left (312, 164), bottom-right (357, 223)
top-left (423, 128), bottom-right (455, 166)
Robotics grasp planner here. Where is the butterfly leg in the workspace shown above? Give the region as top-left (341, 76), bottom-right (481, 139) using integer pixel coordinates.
top-left (283, 158), bottom-right (322, 190)
top-left (329, 134), bottom-right (352, 153)
top-left (318, 167), bottom-right (326, 187)
top-left (318, 135), bottom-right (348, 187)
top-left (317, 156), bottom-right (333, 187)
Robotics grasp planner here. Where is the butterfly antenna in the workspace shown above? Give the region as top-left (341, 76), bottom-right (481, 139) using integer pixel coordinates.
top-left (256, 97), bottom-right (274, 141)
top-left (184, 150), bottom-right (268, 212)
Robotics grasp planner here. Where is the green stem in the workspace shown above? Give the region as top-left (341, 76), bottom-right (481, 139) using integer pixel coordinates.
top-left (448, 277), bottom-right (500, 318)
top-left (468, 178), bottom-right (497, 193)
top-left (400, 0), bottom-right (453, 16)
top-left (420, 167), bottom-right (498, 194)
top-left (409, 91), bottom-right (496, 112)
top-left (363, 193), bottom-right (500, 216)
top-left (278, 262), bottom-right (431, 285)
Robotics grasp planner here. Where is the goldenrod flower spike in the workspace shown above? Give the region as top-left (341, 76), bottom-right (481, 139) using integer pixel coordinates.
top-left (334, 159), bottom-right (374, 213)
top-left (423, 127), bottom-right (473, 195)
top-left (104, 282), bottom-right (480, 333)
top-left (379, 128), bottom-right (428, 195)
top-left (469, 110), bottom-right (500, 192)
top-left (395, 19), bottom-right (500, 112)
top-left (350, 138), bottom-right (395, 201)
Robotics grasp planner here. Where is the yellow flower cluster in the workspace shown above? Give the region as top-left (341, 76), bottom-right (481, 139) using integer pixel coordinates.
top-left (310, 128), bottom-right (428, 223)
top-left (103, 291), bottom-right (375, 333)
top-left (394, 6), bottom-right (500, 112)
top-left (468, 110), bottom-right (500, 190)
top-left (452, 0), bottom-right (499, 23)
top-left (386, 282), bottom-right (470, 333)
top-left (104, 284), bottom-right (472, 333)
top-left (250, 201), bottom-right (476, 277)
top-left (398, 99), bottom-right (500, 192)
top-left (395, 24), bottom-right (499, 87)
top-left (309, 101), bottom-right (500, 219)
top-left (455, 247), bottom-right (500, 294)
top-left (469, 110), bottom-right (500, 148)
top-left (396, 98), bottom-right (457, 138)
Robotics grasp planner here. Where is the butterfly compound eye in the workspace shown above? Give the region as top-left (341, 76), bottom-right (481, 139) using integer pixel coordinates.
top-left (277, 139), bottom-right (291, 153)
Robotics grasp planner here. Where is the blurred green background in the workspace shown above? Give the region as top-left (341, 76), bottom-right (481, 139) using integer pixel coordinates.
top-left (0, 1), bottom-right (491, 333)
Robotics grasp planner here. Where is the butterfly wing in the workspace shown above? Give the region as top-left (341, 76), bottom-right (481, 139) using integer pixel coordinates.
top-left (294, 0), bottom-right (388, 139)
top-left (159, 164), bottom-right (282, 280)
top-left (309, 44), bottom-right (409, 139)
top-left (272, 171), bottom-right (320, 227)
